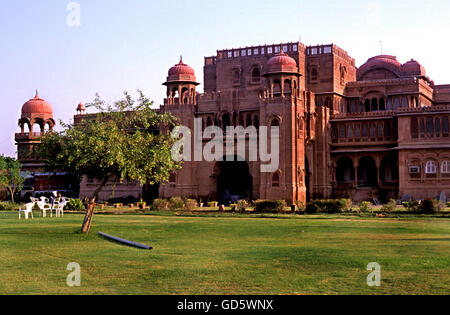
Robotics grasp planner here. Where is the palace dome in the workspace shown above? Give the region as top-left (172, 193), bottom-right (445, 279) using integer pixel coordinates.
top-left (168, 57), bottom-right (196, 76)
top-left (402, 59), bottom-right (426, 76)
top-left (264, 51), bottom-right (299, 75)
top-left (21, 91), bottom-right (53, 115)
top-left (267, 51), bottom-right (297, 68)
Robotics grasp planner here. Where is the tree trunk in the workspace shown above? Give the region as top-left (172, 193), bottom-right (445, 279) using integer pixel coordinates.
top-left (81, 178), bottom-right (109, 235)
top-left (8, 187), bottom-right (14, 203)
top-left (81, 198), bottom-right (96, 234)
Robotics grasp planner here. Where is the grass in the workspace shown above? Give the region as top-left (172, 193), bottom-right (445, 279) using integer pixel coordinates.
top-left (0, 210), bottom-right (449, 295)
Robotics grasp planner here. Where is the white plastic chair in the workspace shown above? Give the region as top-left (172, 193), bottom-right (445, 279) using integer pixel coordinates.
top-left (55, 203), bottom-right (65, 217)
top-left (40, 197), bottom-right (50, 203)
top-left (19, 203), bottom-right (34, 220)
top-left (36, 201), bottom-right (52, 218)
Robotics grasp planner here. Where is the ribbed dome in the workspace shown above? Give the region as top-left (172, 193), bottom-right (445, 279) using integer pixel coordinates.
top-left (267, 51), bottom-right (297, 67)
top-left (76, 103), bottom-right (85, 111)
top-left (168, 57), bottom-right (195, 76)
top-left (402, 59), bottom-right (426, 76)
top-left (21, 91), bottom-right (53, 115)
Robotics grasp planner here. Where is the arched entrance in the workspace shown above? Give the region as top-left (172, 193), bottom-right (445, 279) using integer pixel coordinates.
top-left (217, 156), bottom-right (252, 205)
top-left (358, 156), bottom-right (377, 187)
top-left (336, 157), bottom-right (355, 183)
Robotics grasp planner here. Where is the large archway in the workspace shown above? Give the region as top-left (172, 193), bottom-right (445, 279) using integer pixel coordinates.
top-left (217, 156), bottom-right (252, 205)
top-left (336, 157), bottom-right (355, 183)
top-left (358, 156), bottom-right (377, 187)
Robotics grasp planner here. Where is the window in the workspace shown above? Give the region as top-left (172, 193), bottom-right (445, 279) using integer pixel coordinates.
top-left (234, 50), bottom-right (239, 57)
top-left (246, 115), bottom-right (252, 127)
top-left (442, 161), bottom-right (450, 174)
top-left (311, 48), bottom-right (317, 55)
top-left (443, 117), bottom-right (449, 136)
top-left (271, 118), bottom-right (280, 127)
top-left (311, 67), bottom-right (318, 82)
top-left (324, 46), bottom-right (332, 54)
top-left (267, 47), bottom-right (273, 54)
top-left (274, 46), bottom-right (280, 53)
top-left (252, 67), bottom-right (260, 83)
top-left (241, 49), bottom-right (246, 57)
top-left (261, 47), bottom-right (265, 54)
top-left (347, 125), bottom-right (353, 139)
top-left (227, 51), bottom-right (232, 58)
top-left (426, 118), bottom-right (434, 137)
top-left (283, 45), bottom-right (288, 52)
top-left (292, 45), bottom-right (298, 52)
top-left (425, 161), bottom-right (437, 174)
top-left (254, 48), bottom-right (259, 55)
top-left (411, 117), bottom-right (418, 138)
top-left (340, 125), bottom-right (346, 138)
top-left (248, 49), bottom-right (252, 56)
top-left (435, 118), bottom-right (441, 137)
top-left (232, 69), bottom-right (240, 84)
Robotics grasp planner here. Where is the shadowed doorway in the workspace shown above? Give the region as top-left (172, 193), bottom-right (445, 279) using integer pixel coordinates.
top-left (217, 155), bottom-right (252, 205)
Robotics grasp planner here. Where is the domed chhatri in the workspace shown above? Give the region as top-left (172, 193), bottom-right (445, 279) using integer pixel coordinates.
top-left (165, 56), bottom-right (198, 85)
top-left (357, 55), bottom-right (427, 80)
top-left (264, 51), bottom-right (299, 75)
top-left (21, 90), bottom-right (53, 116)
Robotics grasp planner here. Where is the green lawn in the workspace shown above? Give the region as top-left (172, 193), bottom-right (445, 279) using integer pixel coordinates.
top-left (0, 211), bottom-right (449, 295)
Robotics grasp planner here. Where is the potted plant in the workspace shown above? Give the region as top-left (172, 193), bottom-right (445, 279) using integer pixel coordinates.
top-left (139, 198), bottom-right (147, 210)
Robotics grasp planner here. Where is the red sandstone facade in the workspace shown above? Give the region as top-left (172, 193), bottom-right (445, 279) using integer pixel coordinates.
top-left (17, 41), bottom-right (450, 204)
top-left (158, 42), bottom-right (450, 204)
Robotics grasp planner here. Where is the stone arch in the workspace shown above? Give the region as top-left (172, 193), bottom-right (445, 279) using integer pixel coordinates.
top-left (358, 156), bottom-right (377, 187)
top-left (336, 157), bottom-right (355, 183)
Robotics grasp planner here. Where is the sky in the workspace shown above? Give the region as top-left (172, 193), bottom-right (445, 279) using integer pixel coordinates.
top-left (1, 0), bottom-right (449, 157)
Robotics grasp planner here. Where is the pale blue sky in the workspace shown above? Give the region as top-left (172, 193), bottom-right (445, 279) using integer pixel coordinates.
top-left (1, 0), bottom-right (449, 157)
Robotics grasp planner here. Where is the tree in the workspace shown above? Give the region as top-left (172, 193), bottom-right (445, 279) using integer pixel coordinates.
top-left (0, 156), bottom-right (26, 203)
top-left (40, 91), bottom-right (181, 199)
top-left (39, 91), bottom-right (182, 232)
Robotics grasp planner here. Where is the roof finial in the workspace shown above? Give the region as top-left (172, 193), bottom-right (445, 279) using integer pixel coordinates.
top-left (35, 89), bottom-right (39, 99)
top-left (179, 55), bottom-right (183, 64)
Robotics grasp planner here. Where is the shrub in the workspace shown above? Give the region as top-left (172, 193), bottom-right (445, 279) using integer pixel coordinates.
top-left (184, 199), bottom-right (198, 211)
top-left (402, 201), bottom-right (421, 212)
top-left (64, 199), bottom-right (85, 211)
top-left (295, 201), bottom-right (306, 213)
top-left (168, 197), bottom-right (185, 210)
top-left (359, 201), bottom-right (372, 213)
top-left (421, 199), bottom-right (444, 214)
top-left (207, 201), bottom-right (218, 207)
top-left (381, 199), bottom-right (397, 213)
top-left (152, 199), bottom-right (168, 211)
top-left (306, 200), bottom-right (345, 214)
top-left (339, 199), bottom-right (353, 212)
top-left (0, 202), bottom-right (21, 211)
top-left (305, 202), bottom-right (319, 214)
top-left (236, 200), bottom-right (248, 212)
top-left (254, 200), bottom-right (286, 213)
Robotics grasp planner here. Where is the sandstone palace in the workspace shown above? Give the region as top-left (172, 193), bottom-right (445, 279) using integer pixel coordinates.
top-left (15, 41), bottom-right (450, 204)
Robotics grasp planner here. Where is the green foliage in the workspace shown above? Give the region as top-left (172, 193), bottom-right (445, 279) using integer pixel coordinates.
top-left (381, 199), bottom-right (397, 213)
top-left (295, 201), bottom-right (306, 213)
top-left (359, 201), bottom-right (372, 213)
top-left (421, 199), bottom-right (444, 214)
top-left (339, 199), bottom-right (353, 212)
top-left (254, 200), bottom-right (286, 213)
top-left (0, 202), bottom-right (21, 211)
top-left (39, 91), bottom-right (181, 199)
top-left (184, 199), bottom-right (198, 211)
top-left (235, 200), bottom-right (248, 212)
top-left (305, 200), bottom-right (345, 214)
top-left (0, 156), bottom-right (26, 203)
top-left (152, 199), bottom-right (168, 211)
top-left (168, 197), bottom-right (185, 210)
top-left (64, 199), bottom-right (85, 211)
top-left (402, 201), bottom-right (421, 212)
top-left (207, 201), bottom-right (218, 207)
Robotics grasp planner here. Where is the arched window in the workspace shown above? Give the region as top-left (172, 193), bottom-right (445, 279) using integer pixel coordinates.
top-left (441, 161), bottom-right (450, 174)
top-left (425, 161), bottom-right (437, 174)
top-left (222, 114), bottom-right (231, 129)
top-left (386, 97), bottom-right (393, 111)
top-left (232, 69), bottom-right (240, 85)
top-left (252, 68), bottom-right (260, 82)
top-left (364, 99), bottom-right (370, 112)
top-left (283, 80), bottom-right (292, 94)
top-left (273, 80), bottom-right (281, 95)
top-left (426, 118), bottom-right (434, 137)
top-left (371, 98), bottom-right (378, 111)
top-left (246, 114), bottom-right (252, 127)
top-left (270, 118), bottom-right (280, 127)
top-left (379, 98), bottom-right (386, 111)
top-left (206, 116), bottom-right (213, 127)
top-left (254, 115), bottom-right (259, 129)
top-left (347, 125), bottom-right (353, 139)
top-left (272, 172), bottom-right (280, 187)
top-left (33, 123), bottom-right (42, 135)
